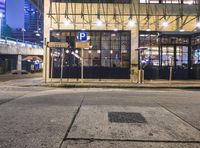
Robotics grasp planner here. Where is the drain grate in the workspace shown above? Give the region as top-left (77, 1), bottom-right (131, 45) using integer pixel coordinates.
top-left (108, 112), bottom-right (146, 123)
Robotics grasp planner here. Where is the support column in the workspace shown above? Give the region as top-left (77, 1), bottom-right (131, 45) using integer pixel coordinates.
top-left (131, 27), bottom-right (139, 82)
top-left (17, 55), bottom-right (22, 71)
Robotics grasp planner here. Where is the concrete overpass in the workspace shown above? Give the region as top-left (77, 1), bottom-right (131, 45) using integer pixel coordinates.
top-left (0, 37), bottom-right (43, 74)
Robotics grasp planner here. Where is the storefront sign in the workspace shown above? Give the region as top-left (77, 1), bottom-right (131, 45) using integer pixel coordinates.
top-left (47, 42), bottom-right (69, 48)
top-left (78, 32), bottom-right (87, 42)
top-left (76, 41), bottom-right (90, 49)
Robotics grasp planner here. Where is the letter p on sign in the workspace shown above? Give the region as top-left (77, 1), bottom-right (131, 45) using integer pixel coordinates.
top-left (78, 32), bottom-right (87, 42)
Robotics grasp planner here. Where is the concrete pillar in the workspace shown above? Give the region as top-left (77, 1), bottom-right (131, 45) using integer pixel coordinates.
top-left (17, 55), bottom-right (22, 71)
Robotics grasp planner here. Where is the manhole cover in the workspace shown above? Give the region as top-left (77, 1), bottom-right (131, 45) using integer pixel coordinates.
top-left (108, 112), bottom-right (146, 123)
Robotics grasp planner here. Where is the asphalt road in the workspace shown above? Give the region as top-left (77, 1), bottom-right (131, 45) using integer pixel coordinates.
top-left (0, 78), bottom-right (200, 148)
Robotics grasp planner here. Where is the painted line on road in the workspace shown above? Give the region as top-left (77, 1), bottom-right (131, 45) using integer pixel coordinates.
top-left (65, 137), bottom-right (200, 144)
top-left (59, 96), bottom-right (85, 148)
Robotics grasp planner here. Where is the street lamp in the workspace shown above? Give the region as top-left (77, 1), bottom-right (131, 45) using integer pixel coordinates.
top-left (0, 12), bottom-right (3, 39)
top-left (22, 28), bottom-right (26, 43)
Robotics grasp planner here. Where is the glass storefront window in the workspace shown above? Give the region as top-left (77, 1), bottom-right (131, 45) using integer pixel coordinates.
top-left (50, 30), bottom-right (130, 69)
top-left (140, 0), bottom-right (195, 4)
top-left (192, 48), bottom-right (200, 64)
top-left (162, 46), bottom-right (174, 66)
top-left (176, 46), bottom-right (188, 66)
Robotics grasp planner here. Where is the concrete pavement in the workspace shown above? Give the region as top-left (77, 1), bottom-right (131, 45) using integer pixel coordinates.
top-left (0, 78), bottom-right (200, 148)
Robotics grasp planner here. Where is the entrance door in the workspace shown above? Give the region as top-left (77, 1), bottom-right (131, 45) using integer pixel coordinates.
top-left (160, 46), bottom-right (189, 79)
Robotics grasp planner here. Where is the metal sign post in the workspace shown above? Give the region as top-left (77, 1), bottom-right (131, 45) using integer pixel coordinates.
top-left (47, 42), bottom-right (69, 85)
top-left (169, 57), bottom-right (174, 83)
top-left (60, 48), bottom-right (65, 84)
top-left (44, 38), bottom-right (47, 84)
top-left (81, 48), bottom-right (84, 83)
top-left (50, 49), bottom-right (54, 86)
top-left (76, 32), bottom-right (90, 83)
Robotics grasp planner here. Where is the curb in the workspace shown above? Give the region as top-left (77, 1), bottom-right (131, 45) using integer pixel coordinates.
top-left (39, 83), bottom-right (200, 89)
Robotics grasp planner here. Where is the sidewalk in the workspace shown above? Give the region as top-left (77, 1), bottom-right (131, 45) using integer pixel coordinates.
top-left (42, 79), bottom-right (200, 89)
top-left (1, 74), bottom-right (200, 89)
top-left (0, 72), bottom-right (42, 82)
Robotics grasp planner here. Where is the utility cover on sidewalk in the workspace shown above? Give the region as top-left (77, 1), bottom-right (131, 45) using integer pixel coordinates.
top-left (108, 112), bottom-right (146, 123)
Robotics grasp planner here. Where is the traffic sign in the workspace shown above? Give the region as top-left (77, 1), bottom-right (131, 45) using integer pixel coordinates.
top-left (78, 32), bottom-right (87, 42)
top-left (75, 41), bottom-right (90, 49)
top-left (47, 42), bottom-right (69, 48)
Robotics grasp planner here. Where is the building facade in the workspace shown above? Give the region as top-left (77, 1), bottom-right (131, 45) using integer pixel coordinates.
top-left (0, 0), bottom-right (6, 36)
top-left (43, 0), bottom-right (200, 82)
top-left (13, 0), bottom-right (43, 44)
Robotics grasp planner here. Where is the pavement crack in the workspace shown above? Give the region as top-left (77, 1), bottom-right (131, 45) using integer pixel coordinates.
top-left (155, 101), bottom-right (200, 132)
top-left (0, 99), bottom-right (14, 106)
top-left (59, 96), bottom-right (85, 148)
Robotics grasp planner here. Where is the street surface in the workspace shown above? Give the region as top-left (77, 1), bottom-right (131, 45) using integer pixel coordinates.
top-left (0, 77), bottom-right (200, 148)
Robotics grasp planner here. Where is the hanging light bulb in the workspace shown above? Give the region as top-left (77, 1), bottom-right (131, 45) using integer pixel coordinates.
top-left (146, 28), bottom-right (151, 31)
top-left (96, 18), bottom-right (103, 26)
top-left (196, 21), bottom-right (200, 28)
top-left (49, 27), bottom-right (54, 31)
top-left (97, 50), bottom-right (101, 54)
top-left (128, 18), bottom-right (136, 27)
top-left (64, 18), bottom-right (71, 26)
top-left (179, 28), bottom-right (185, 32)
top-left (113, 28), bottom-right (118, 32)
top-left (162, 21), bottom-right (169, 27)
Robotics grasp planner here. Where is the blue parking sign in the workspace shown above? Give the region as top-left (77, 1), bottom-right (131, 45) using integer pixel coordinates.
top-left (78, 32), bottom-right (87, 42)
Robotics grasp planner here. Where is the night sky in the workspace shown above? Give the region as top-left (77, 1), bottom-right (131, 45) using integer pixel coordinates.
top-left (6, 0), bottom-right (24, 29)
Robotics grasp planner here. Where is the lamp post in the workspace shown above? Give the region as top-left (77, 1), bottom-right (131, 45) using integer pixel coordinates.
top-left (22, 28), bottom-right (26, 43)
top-left (0, 13), bottom-right (3, 39)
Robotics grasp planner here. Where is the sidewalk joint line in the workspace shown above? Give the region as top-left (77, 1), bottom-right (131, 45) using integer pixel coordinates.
top-left (59, 96), bottom-right (85, 148)
top-left (156, 102), bottom-right (200, 131)
top-left (65, 137), bottom-right (200, 143)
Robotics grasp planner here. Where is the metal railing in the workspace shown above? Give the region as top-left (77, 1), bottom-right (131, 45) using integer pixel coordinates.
top-left (0, 36), bottom-right (43, 49)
